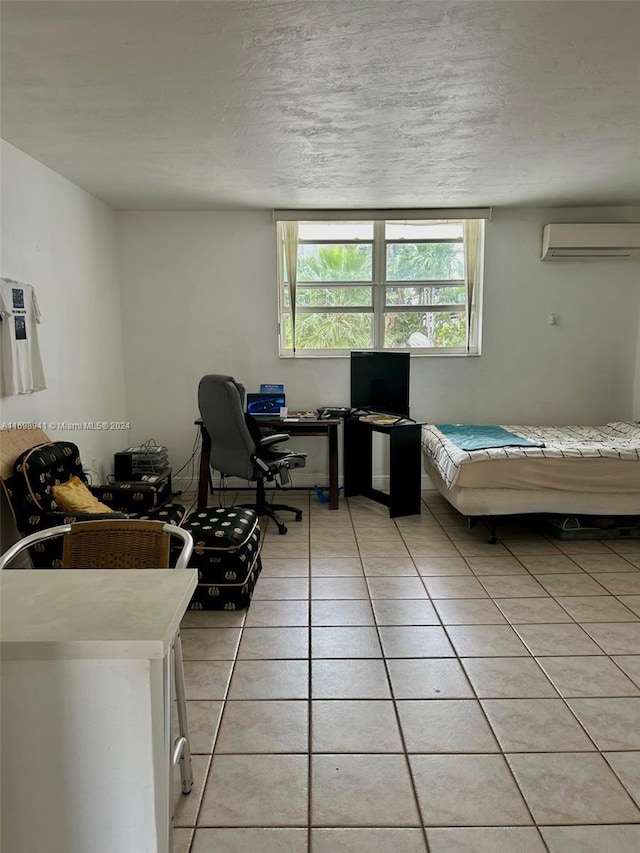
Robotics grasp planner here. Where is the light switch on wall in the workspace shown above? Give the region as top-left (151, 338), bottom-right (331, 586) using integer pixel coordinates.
top-left (548, 312), bottom-right (559, 325)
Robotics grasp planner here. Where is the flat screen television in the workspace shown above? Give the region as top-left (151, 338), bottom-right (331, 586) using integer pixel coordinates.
top-left (350, 351), bottom-right (410, 418)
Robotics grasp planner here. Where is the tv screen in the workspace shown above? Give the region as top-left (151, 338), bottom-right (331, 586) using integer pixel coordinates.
top-left (350, 351), bottom-right (410, 417)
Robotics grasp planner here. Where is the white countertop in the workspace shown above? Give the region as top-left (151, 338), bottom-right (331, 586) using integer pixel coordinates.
top-left (0, 569), bottom-right (197, 660)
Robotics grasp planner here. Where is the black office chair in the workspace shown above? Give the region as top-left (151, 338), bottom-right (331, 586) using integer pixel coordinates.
top-left (198, 374), bottom-right (307, 534)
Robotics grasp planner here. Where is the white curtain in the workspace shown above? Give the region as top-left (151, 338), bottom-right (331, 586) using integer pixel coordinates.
top-left (463, 219), bottom-right (483, 353)
top-left (278, 221), bottom-right (299, 353)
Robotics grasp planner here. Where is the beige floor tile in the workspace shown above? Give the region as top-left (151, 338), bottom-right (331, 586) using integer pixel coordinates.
top-left (403, 541), bottom-right (461, 558)
top-left (432, 598), bottom-right (507, 625)
top-left (555, 540), bottom-right (616, 555)
top-left (514, 624), bottom-right (604, 656)
top-left (582, 622), bottom-right (640, 654)
top-left (410, 754), bottom-right (531, 826)
top-left (312, 700), bottom-right (403, 753)
top-left (447, 625), bottom-right (530, 657)
top-left (260, 558), bottom-right (310, 577)
top-left (604, 751), bottom-right (640, 805)
top-left (312, 577), bottom-right (370, 599)
top-left (312, 626), bottom-right (382, 658)
top-left (312, 828), bottom-right (427, 853)
top-left (310, 558), bottom-right (363, 576)
top-left (227, 660), bottom-right (309, 700)
top-left (312, 658), bottom-right (391, 699)
top-left (191, 828), bottom-right (308, 853)
top-left (461, 657), bottom-right (558, 698)
top-left (398, 699), bottom-right (499, 753)
top-left (605, 541), bottom-right (640, 555)
top-left (536, 574), bottom-right (609, 596)
top-left (452, 541), bottom-right (511, 558)
top-left (554, 595), bottom-right (640, 622)
top-left (361, 557), bottom-right (418, 576)
top-left (495, 597), bottom-right (573, 624)
top-left (573, 553), bottom-right (637, 572)
top-left (312, 754), bottom-right (420, 826)
top-left (181, 609), bottom-right (246, 628)
top-left (426, 827), bottom-right (547, 852)
top-left (465, 556), bottom-right (527, 575)
top-left (567, 697), bottom-right (640, 749)
top-left (372, 598), bottom-right (440, 625)
top-left (618, 595), bottom-right (640, 616)
top-left (387, 658), bottom-right (474, 699)
top-left (184, 660), bottom-right (234, 700)
top-left (174, 754), bottom-right (210, 827)
top-left (311, 599), bottom-right (375, 626)
top-left (613, 655), bottom-right (640, 687)
top-left (237, 627), bottom-right (309, 659)
top-left (481, 698), bottom-right (595, 752)
top-left (358, 541), bottom-right (411, 559)
top-left (502, 538), bottom-right (563, 555)
top-left (422, 576), bottom-right (488, 599)
top-left (252, 577), bottom-right (309, 600)
top-left (413, 557), bottom-right (472, 576)
top-left (366, 577), bottom-right (429, 599)
top-left (590, 572), bottom-right (640, 595)
top-left (540, 825), bottom-right (640, 853)
top-left (215, 700), bottom-right (308, 753)
top-left (185, 700), bottom-right (224, 753)
top-left (198, 754), bottom-right (308, 826)
top-left (507, 753), bottom-right (640, 824)
top-left (479, 575), bottom-right (548, 598)
top-left (518, 555), bottom-right (583, 574)
top-left (244, 600), bottom-right (309, 627)
top-left (172, 827), bottom-right (192, 853)
top-left (537, 656), bottom-right (640, 697)
top-left (312, 541), bottom-right (361, 558)
top-left (378, 626), bottom-right (455, 657)
top-left (180, 628), bottom-right (242, 660)
top-left (260, 540), bottom-right (310, 559)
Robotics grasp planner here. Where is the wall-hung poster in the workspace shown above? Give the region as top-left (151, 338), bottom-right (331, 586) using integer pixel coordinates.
top-left (0, 277), bottom-right (46, 395)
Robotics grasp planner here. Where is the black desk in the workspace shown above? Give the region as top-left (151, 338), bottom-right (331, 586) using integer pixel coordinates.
top-left (196, 416), bottom-right (340, 510)
top-left (343, 418), bottom-right (422, 517)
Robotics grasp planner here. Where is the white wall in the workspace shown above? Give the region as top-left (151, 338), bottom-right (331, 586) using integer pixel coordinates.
top-left (118, 206), bottom-right (640, 489)
top-left (1, 141), bottom-right (127, 479)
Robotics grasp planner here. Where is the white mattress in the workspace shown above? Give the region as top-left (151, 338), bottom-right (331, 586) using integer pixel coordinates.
top-left (422, 422), bottom-right (640, 489)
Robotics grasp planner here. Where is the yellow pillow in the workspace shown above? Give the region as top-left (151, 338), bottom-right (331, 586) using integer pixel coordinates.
top-left (51, 476), bottom-right (114, 514)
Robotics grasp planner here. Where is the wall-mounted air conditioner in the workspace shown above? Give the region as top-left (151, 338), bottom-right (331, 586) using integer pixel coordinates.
top-left (541, 223), bottom-right (640, 260)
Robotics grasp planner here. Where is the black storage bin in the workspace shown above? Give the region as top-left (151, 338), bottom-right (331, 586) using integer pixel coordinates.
top-left (182, 507), bottom-right (262, 610)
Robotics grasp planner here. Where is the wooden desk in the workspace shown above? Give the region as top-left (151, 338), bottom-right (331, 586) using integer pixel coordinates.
top-left (196, 416), bottom-right (340, 510)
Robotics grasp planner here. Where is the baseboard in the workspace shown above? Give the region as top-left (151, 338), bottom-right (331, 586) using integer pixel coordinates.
top-left (172, 473), bottom-right (436, 493)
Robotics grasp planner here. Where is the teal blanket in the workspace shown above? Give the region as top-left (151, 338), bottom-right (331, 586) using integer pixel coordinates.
top-left (436, 424), bottom-right (546, 451)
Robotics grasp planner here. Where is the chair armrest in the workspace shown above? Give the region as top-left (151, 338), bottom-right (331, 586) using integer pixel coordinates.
top-left (91, 483), bottom-right (160, 512)
top-left (258, 433), bottom-right (290, 448)
top-left (36, 510), bottom-right (128, 528)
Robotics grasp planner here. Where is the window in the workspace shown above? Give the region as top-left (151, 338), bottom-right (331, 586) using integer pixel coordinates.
top-left (275, 212), bottom-right (487, 357)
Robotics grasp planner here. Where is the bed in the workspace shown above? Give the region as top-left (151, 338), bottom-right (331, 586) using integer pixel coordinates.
top-left (422, 421), bottom-right (640, 524)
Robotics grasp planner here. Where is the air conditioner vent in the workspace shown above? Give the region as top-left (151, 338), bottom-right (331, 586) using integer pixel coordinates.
top-left (541, 224), bottom-right (640, 261)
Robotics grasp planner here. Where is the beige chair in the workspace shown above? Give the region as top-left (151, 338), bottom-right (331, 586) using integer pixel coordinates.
top-left (0, 519), bottom-right (195, 796)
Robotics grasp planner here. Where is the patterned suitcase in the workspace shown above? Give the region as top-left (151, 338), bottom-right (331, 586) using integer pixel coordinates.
top-left (182, 507), bottom-right (262, 610)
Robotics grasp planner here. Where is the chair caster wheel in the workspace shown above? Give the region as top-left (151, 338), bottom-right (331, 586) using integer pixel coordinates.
top-left (278, 525), bottom-right (288, 535)
top-left (295, 512), bottom-right (302, 522)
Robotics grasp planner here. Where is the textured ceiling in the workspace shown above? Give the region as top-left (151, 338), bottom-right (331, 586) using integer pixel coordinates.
top-left (1, 0), bottom-right (639, 210)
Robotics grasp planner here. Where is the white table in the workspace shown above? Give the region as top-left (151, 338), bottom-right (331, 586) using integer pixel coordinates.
top-left (1, 569), bottom-right (197, 853)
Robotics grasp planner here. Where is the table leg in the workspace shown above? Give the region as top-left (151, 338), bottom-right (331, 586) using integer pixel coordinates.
top-left (328, 423), bottom-right (339, 510)
top-left (197, 425), bottom-right (211, 509)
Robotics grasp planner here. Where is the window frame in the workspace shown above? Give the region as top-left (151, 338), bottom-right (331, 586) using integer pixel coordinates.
top-left (276, 214), bottom-right (486, 358)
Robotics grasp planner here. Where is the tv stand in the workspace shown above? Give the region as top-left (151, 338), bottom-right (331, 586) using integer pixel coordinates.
top-left (344, 417), bottom-right (422, 517)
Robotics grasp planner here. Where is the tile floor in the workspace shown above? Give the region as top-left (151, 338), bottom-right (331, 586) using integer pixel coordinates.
top-left (173, 490), bottom-right (640, 853)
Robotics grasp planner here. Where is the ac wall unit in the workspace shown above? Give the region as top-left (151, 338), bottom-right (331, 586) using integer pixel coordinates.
top-left (541, 223), bottom-right (640, 260)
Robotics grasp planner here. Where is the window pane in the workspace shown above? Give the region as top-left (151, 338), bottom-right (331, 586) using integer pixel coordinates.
top-left (384, 311), bottom-right (466, 348)
top-left (283, 312), bottom-right (373, 350)
top-left (385, 221), bottom-right (463, 240)
top-left (386, 285), bottom-right (466, 306)
top-left (296, 286), bottom-right (371, 308)
top-left (297, 244), bottom-right (372, 282)
top-left (299, 222), bottom-right (373, 240)
top-left (386, 243), bottom-right (465, 281)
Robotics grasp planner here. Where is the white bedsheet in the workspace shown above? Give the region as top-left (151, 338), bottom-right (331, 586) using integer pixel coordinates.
top-left (422, 421), bottom-right (640, 489)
